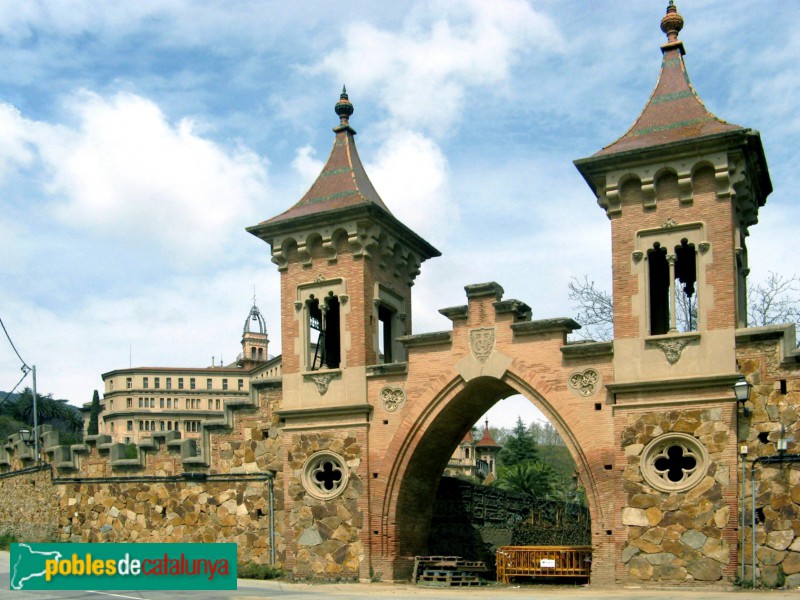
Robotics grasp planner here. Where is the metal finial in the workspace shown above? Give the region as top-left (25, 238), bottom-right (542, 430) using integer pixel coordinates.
top-left (335, 85), bottom-right (354, 125)
top-left (661, 1), bottom-right (684, 43)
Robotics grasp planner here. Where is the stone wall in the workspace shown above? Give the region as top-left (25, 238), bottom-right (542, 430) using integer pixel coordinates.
top-left (0, 466), bottom-right (58, 542)
top-left (737, 326), bottom-right (800, 588)
top-left (618, 405), bottom-right (738, 584)
top-left (0, 381), bottom-right (287, 569)
top-left (285, 429), bottom-right (365, 580)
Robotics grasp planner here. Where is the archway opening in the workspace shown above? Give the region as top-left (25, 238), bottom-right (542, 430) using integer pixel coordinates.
top-left (391, 377), bottom-right (591, 580)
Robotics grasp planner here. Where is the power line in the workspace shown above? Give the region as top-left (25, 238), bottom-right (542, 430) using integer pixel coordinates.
top-left (0, 314), bottom-right (29, 369)
top-left (0, 370), bottom-right (29, 409)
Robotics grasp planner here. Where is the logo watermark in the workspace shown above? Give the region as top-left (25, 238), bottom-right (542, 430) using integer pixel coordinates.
top-left (10, 543), bottom-right (237, 590)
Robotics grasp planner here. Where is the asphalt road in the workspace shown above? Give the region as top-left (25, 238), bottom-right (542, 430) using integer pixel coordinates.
top-left (1, 551), bottom-right (797, 599)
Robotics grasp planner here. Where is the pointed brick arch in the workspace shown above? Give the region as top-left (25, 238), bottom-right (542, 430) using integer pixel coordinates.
top-left (372, 365), bottom-right (607, 581)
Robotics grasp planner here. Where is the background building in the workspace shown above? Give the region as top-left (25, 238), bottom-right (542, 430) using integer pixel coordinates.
top-left (85, 302), bottom-right (281, 444)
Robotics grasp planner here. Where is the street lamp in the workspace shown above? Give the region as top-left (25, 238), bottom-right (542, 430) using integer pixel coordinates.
top-left (19, 428), bottom-right (34, 446)
top-left (733, 375), bottom-right (752, 416)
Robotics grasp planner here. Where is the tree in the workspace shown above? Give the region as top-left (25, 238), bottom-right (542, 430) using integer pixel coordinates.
top-left (748, 272), bottom-right (800, 328)
top-left (494, 461), bottom-right (554, 498)
top-left (569, 272), bottom-right (800, 341)
top-left (567, 276), bottom-right (613, 341)
top-left (498, 417), bottom-right (538, 467)
top-left (87, 390), bottom-right (101, 436)
top-left (3, 388), bottom-right (83, 444)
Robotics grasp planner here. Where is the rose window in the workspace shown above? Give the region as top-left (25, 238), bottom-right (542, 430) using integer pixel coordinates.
top-left (301, 451), bottom-right (349, 500)
top-left (641, 433), bottom-right (708, 493)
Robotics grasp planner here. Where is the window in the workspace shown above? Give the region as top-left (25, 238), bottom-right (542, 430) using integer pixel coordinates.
top-left (167, 422), bottom-right (172, 431)
top-left (160, 398), bottom-right (164, 408)
top-left (190, 378), bottom-right (196, 390)
top-left (166, 377), bottom-right (172, 390)
top-left (150, 420), bottom-right (155, 431)
top-left (648, 239), bottom-right (697, 335)
top-left (208, 399), bottom-right (212, 410)
top-left (258, 348), bottom-right (264, 359)
top-left (139, 420), bottom-right (144, 431)
top-left (178, 378), bottom-right (184, 390)
top-left (167, 398), bottom-right (172, 408)
top-left (109, 400), bottom-right (114, 411)
top-left (308, 295), bottom-right (341, 370)
top-left (222, 379), bottom-right (228, 391)
top-left (215, 399), bottom-right (220, 410)
top-left (301, 451), bottom-right (349, 500)
top-left (207, 378), bottom-right (212, 390)
top-left (143, 377), bottom-right (149, 389)
top-left (174, 421), bottom-right (179, 431)
top-left (125, 437), bottom-right (131, 444)
top-left (127, 398), bottom-right (133, 408)
top-left (378, 304), bottom-right (394, 363)
top-left (139, 398), bottom-right (143, 408)
top-left (154, 377), bottom-right (160, 389)
top-left (110, 422), bottom-right (114, 432)
top-left (160, 421), bottom-right (165, 431)
top-left (126, 377), bottom-right (132, 389)
top-left (110, 380), bottom-right (114, 391)
top-left (238, 379), bottom-right (244, 391)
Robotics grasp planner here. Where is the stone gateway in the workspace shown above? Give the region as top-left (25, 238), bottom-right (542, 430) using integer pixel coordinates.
top-left (1, 3), bottom-right (799, 588)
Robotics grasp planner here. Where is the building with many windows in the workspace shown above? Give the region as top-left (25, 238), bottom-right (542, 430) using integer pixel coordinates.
top-left (86, 301), bottom-right (281, 444)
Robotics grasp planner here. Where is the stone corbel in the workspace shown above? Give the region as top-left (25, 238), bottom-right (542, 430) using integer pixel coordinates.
top-left (677, 170), bottom-right (693, 204)
top-left (714, 162), bottom-right (732, 202)
top-left (603, 183), bottom-right (622, 216)
top-left (271, 250), bottom-right (288, 272)
top-left (632, 251), bottom-right (644, 263)
top-left (641, 176), bottom-right (656, 209)
top-left (698, 241), bottom-right (710, 254)
top-left (338, 294), bottom-right (348, 304)
top-left (296, 241), bottom-right (312, 267)
top-left (294, 301), bottom-right (303, 312)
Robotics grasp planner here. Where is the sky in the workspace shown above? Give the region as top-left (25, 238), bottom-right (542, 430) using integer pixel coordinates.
top-left (0, 1), bottom-right (798, 430)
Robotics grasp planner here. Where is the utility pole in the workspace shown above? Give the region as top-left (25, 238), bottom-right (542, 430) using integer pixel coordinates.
top-left (32, 365), bottom-right (39, 464)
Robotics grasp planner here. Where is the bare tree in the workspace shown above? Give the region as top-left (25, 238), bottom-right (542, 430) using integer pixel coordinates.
top-left (567, 276), bottom-right (613, 341)
top-left (569, 272), bottom-right (799, 341)
top-left (748, 272), bottom-right (800, 328)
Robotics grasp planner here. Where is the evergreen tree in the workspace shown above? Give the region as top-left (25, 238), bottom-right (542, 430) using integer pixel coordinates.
top-left (498, 417), bottom-right (538, 467)
top-left (87, 389), bottom-right (101, 436)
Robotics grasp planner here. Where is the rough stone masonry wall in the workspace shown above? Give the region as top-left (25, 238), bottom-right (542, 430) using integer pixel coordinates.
top-left (0, 466), bottom-right (59, 542)
top-left (285, 429), bottom-right (365, 580)
top-left (737, 329), bottom-right (800, 588)
top-left (619, 406), bottom-right (737, 584)
top-left (0, 383), bottom-right (286, 569)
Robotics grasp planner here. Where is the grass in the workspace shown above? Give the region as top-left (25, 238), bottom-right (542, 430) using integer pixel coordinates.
top-left (0, 533), bottom-right (18, 550)
top-left (238, 562), bottom-right (283, 580)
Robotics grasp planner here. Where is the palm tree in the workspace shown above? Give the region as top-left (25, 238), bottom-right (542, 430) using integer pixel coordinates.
top-left (494, 461), bottom-right (555, 498)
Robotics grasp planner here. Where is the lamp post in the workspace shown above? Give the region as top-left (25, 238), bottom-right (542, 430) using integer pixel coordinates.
top-left (733, 374), bottom-right (752, 584)
top-left (19, 428), bottom-right (33, 445)
top-left (31, 365), bottom-right (39, 464)
top-left (733, 375), bottom-right (752, 416)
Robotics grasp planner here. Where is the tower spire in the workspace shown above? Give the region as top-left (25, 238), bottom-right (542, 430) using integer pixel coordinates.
top-left (660, 1), bottom-right (684, 44)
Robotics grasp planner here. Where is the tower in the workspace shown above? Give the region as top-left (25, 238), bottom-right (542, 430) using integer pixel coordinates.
top-left (239, 299), bottom-right (269, 368)
top-left (574, 3), bottom-right (773, 584)
top-left (248, 88), bottom-right (439, 407)
top-left (575, 1), bottom-right (771, 386)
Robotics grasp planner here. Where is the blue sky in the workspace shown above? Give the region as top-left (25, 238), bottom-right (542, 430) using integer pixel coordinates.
top-left (1, 1), bottom-right (798, 429)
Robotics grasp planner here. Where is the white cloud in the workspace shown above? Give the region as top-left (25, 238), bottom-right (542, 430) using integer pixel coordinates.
top-left (366, 129), bottom-right (453, 241)
top-left (316, 0), bottom-right (562, 137)
top-left (29, 91), bottom-right (270, 266)
top-left (291, 145), bottom-right (324, 184)
top-left (0, 103), bottom-right (36, 180)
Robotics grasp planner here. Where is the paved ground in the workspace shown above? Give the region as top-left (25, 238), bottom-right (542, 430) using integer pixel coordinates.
top-left (1, 551), bottom-right (797, 599)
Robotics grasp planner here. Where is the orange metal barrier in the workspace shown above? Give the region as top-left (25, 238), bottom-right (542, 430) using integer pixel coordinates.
top-left (496, 545), bottom-right (592, 583)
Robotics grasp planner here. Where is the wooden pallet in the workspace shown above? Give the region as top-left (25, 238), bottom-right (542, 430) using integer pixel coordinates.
top-left (413, 556), bottom-right (487, 586)
top-left (418, 569), bottom-right (482, 587)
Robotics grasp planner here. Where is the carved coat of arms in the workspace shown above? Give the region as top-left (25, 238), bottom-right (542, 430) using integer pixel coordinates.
top-left (470, 327), bottom-right (495, 364)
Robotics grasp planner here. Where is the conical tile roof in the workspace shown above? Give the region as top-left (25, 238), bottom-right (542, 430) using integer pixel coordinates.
top-left (595, 2), bottom-right (741, 157)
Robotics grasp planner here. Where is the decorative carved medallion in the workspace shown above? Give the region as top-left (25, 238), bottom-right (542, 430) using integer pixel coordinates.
top-left (470, 327), bottom-right (495, 364)
top-left (568, 369), bottom-right (600, 397)
top-left (380, 387), bottom-right (406, 412)
top-left (652, 338), bottom-right (691, 365)
top-left (661, 218), bottom-right (678, 229)
top-left (309, 374), bottom-right (334, 395)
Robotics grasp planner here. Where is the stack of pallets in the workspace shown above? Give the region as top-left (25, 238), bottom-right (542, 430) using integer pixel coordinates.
top-left (413, 555), bottom-right (487, 587)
